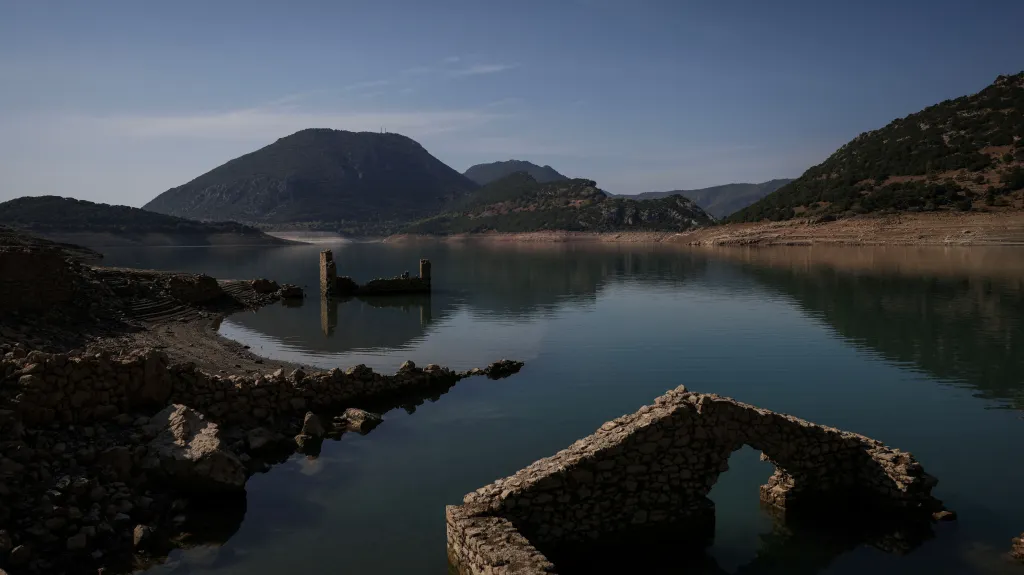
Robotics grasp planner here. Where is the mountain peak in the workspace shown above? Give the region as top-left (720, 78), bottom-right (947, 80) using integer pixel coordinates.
top-left (463, 160), bottom-right (569, 186)
top-left (142, 130), bottom-right (477, 234)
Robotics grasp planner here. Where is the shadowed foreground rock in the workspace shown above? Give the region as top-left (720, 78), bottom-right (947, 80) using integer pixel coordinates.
top-left (447, 385), bottom-right (952, 574)
top-left (0, 347), bottom-right (523, 574)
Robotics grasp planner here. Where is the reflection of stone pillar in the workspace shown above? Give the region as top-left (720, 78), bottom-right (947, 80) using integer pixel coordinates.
top-left (320, 296), bottom-right (337, 337)
top-left (419, 297), bottom-right (433, 327)
top-left (419, 258), bottom-right (432, 281)
top-left (320, 250), bottom-right (337, 296)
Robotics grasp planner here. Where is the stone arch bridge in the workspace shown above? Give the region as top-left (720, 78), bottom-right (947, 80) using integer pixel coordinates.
top-left (447, 385), bottom-right (951, 574)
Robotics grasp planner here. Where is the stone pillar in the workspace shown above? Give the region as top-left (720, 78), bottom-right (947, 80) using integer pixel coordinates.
top-left (419, 258), bottom-right (432, 281)
top-left (320, 250), bottom-right (337, 296)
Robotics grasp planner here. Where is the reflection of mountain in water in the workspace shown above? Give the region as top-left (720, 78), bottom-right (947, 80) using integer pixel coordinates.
top-left (741, 257), bottom-right (1024, 410)
top-left (437, 244), bottom-right (709, 318)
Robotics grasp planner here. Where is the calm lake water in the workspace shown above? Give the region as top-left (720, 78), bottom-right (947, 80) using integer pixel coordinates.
top-left (99, 242), bottom-right (1024, 575)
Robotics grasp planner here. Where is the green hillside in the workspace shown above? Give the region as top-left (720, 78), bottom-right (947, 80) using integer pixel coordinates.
top-left (731, 73), bottom-right (1024, 222)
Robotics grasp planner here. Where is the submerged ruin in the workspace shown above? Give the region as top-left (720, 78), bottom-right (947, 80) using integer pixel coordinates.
top-left (319, 249), bottom-right (431, 298)
top-left (446, 385), bottom-right (952, 574)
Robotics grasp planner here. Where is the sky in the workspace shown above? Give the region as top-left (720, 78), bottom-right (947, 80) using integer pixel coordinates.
top-left (1, 0), bottom-right (1023, 205)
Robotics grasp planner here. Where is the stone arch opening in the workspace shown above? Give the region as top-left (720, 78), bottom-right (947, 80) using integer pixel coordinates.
top-left (448, 386), bottom-right (949, 574)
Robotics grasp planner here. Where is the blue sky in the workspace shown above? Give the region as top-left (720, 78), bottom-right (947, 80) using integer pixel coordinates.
top-left (1, 0), bottom-right (1023, 205)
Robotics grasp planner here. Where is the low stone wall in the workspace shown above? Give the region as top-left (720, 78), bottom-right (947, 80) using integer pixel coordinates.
top-left (3, 348), bottom-right (469, 429)
top-left (447, 385), bottom-right (948, 574)
top-left (0, 248), bottom-right (76, 313)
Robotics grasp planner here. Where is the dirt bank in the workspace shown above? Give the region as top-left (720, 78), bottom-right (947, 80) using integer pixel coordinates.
top-left (385, 212), bottom-right (1024, 246)
top-left (385, 230), bottom-right (684, 243)
top-left (676, 211), bottom-right (1024, 247)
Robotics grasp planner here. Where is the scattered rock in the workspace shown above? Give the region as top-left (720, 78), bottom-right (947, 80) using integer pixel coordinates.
top-left (66, 533), bottom-right (88, 551)
top-left (334, 408), bottom-right (382, 434)
top-left (484, 359), bottom-right (524, 379)
top-left (278, 284), bottom-right (304, 299)
top-left (9, 544), bottom-right (30, 564)
top-left (399, 360), bottom-right (416, 372)
top-left (132, 524), bottom-right (152, 549)
top-left (97, 446), bottom-right (134, 480)
top-left (145, 404), bottom-right (246, 493)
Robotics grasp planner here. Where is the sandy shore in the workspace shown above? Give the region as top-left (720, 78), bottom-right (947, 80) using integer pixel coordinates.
top-left (386, 230), bottom-right (685, 243)
top-left (676, 211), bottom-right (1024, 247)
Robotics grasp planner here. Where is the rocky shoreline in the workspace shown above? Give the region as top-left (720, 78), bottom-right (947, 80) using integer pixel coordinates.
top-left (0, 229), bottom-right (524, 574)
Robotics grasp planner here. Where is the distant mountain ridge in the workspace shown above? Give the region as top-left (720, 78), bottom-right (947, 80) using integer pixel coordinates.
top-left (463, 160), bottom-right (569, 186)
top-left (625, 179), bottom-right (794, 218)
top-left (405, 172), bottom-right (714, 234)
top-left (0, 196), bottom-right (290, 247)
top-left (143, 128), bottom-right (480, 236)
top-left (731, 72), bottom-right (1024, 222)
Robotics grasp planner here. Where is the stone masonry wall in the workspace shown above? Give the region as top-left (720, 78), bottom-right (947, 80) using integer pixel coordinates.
top-left (0, 249), bottom-right (76, 314)
top-left (447, 385), bottom-right (946, 574)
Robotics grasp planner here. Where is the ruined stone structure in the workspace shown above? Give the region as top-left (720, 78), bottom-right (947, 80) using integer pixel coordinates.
top-left (0, 248), bottom-right (76, 313)
top-left (447, 385), bottom-right (949, 575)
top-left (318, 249), bottom-right (431, 298)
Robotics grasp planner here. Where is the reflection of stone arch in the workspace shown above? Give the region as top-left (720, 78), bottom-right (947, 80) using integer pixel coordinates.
top-left (447, 386), bottom-right (948, 574)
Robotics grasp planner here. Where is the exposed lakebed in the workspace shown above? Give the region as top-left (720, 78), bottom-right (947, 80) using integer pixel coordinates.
top-left (98, 243), bottom-right (1024, 575)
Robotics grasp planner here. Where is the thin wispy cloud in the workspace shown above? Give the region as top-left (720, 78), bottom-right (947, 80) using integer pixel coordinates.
top-left (449, 63), bottom-right (518, 77)
top-left (340, 79), bottom-right (392, 92)
top-left (443, 56), bottom-right (462, 63)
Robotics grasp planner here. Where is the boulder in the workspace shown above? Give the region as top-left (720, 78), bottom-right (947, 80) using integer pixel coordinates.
top-left (1012, 533), bottom-right (1024, 562)
top-left (166, 274), bottom-right (222, 304)
top-left (250, 278), bottom-right (280, 294)
top-left (300, 412), bottom-right (325, 439)
top-left (144, 404), bottom-right (246, 493)
top-left (334, 408), bottom-right (382, 434)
